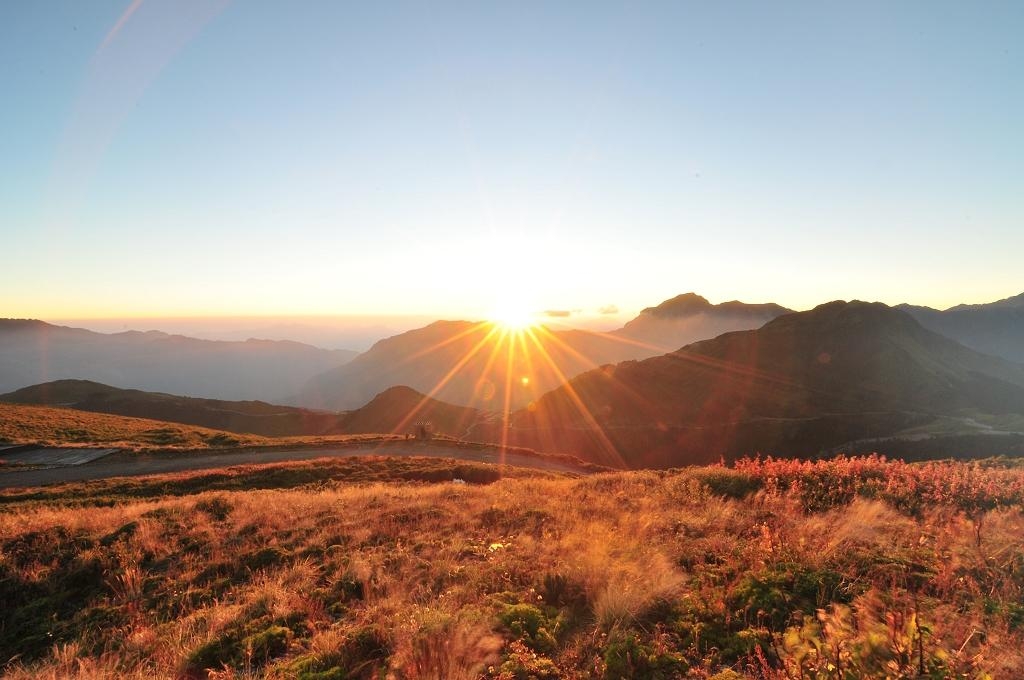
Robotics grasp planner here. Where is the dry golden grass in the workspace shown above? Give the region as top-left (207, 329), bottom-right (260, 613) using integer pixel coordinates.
top-left (0, 403), bottom-right (400, 452)
top-left (2, 459), bottom-right (1023, 678)
top-left (0, 402), bottom-right (268, 449)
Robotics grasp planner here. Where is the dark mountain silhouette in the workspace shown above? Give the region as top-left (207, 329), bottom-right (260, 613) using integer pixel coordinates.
top-left (898, 292), bottom-right (1024, 363)
top-left (501, 301), bottom-right (1024, 468)
top-left (294, 294), bottom-right (790, 411)
top-left (340, 385), bottom-right (486, 438)
top-left (1, 380), bottom-right (483, 439)
top-left (0, 320), bottom-right (357, 401)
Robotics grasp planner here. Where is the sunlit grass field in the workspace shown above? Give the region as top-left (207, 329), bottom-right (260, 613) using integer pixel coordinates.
top-left (2, 456), bottom-right (1023, 678)
top-left (0, 403), bottom-right (399, 452)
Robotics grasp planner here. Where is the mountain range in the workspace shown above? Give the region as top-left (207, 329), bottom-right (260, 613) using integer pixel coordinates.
top-left (0, 320), bottom-right (357, 401)
top-left (501, 301), bottom-right (1024, 467)
top-left (4, 291), bottom-right (1024, 468)
top-left (292, 294), bottom-right (792, 411)
top-left (899, 292), bottom-right (1024, 363)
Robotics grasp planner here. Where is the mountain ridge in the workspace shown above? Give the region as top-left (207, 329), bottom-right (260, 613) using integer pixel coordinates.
top-left (294, 294), bottom-right (793, 410)
top-left (898, 291), bottom-right (1024, 363)
top-left (0, 319), bottom-right (358, 401)
top-left (502, 301), bottom-right (1024, 467)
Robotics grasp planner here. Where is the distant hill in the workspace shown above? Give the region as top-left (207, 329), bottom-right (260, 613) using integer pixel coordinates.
top-left (1, 379), bottom-right (483, 439)
top-left (0, 319), bottom-right (357, 401)
top-left (294, 294), bottom-right (790, 411)
top-left (898, 292), bottom-right (1024, 363)
top-left (340, 385), bottom-right (487, 438)
top-left (503, 301), bottom-right (1024, 468)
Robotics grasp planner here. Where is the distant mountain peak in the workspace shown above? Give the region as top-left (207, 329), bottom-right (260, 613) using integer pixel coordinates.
top-left (639, 293), bottom-right (792, 320)
top-left (367, 384), bottom-right (423, 401)
top-left (641, 293), bottom-right (713, 318)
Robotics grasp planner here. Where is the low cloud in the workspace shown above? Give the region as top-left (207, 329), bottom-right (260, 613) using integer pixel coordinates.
top-left (598, 304), bottom-right (619, 315)
top-left (543, 310), bottom-right (572, 318)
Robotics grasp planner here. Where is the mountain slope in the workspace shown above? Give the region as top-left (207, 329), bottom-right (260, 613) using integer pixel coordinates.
top-left (1, 380), bottom-right (484, 439)
top-left (899, 292), bottom-right (1024, 363)
top-left (0, 320), bottom-right (357, 401)
top-left (505, 301), bottom-right (1024, 467)
top-left (294, 294), bottom-right (790, 411)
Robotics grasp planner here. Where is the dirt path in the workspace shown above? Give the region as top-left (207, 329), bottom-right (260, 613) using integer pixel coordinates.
top-left (0, 441), bottom-right (593, 489)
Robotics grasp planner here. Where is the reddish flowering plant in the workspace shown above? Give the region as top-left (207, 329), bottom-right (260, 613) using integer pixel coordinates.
top-left (731, 455), bottom-right (1024, 540)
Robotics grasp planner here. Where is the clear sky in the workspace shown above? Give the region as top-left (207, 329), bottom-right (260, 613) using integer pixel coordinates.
top-left (2, 1), bottom-right (1022, 323)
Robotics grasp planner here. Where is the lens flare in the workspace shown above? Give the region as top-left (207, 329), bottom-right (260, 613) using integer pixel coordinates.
top-left (489, 302), bottom-right (537, 331)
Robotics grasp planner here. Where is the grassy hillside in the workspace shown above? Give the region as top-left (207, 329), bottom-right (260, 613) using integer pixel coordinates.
top-left (0, 380), bottom-right (349, 437)
top-left (0, 402), bottom-right (269, 450)
top-left (0, 403), bottom-right (393, 452)
top-left (2, 455), bottom-right (1023, 678)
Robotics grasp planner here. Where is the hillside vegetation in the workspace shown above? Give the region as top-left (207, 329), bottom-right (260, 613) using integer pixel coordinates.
top-left (0, 403), bottom-right (394, 452)
top-left (2, 456), bottom-right (1023, 678)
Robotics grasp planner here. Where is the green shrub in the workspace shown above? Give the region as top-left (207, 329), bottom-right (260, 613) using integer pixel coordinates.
top-left (284, 625), bottom-right (390, 680)
top-left (498, 603), bottom-right (559, 653)
top-left (728, 564), bottom-right (849, 631)
top-left (244, 625), bottom-right (290, 660)
top-left (602, 631), bottom-right (688, 679)
top-left (498, 639), bottom-right (561, 679)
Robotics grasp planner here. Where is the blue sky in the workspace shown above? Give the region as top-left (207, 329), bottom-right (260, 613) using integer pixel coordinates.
top-left (2, 1), bottom-right (1022, 321)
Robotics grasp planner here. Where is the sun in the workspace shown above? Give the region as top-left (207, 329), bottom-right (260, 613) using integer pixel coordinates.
top-left (489, 301), bottom-right (538, 331)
